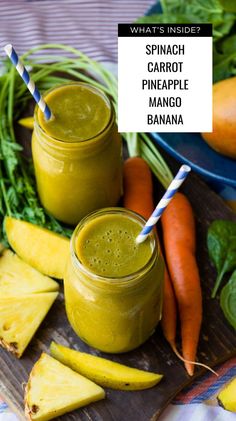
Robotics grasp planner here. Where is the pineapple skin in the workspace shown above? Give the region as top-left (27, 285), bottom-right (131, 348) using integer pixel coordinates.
top-left (0, 336), bottom-right (19, 357)
top-left (25, 353), bottom-right (105, 421)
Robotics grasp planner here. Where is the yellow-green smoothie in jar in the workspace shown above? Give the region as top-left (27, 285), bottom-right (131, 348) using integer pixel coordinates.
top-left (38, 84), bottom-right (111, 142)
top-left (76, 213), bottom-right (152, 276)
top-left (64, 208), bottom-right (164, 353)
top-left (32, 83), bottom-right (122, 225)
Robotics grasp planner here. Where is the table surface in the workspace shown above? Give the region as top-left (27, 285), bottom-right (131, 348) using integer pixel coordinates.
top-left (0, 151), bottom-right (236, 421)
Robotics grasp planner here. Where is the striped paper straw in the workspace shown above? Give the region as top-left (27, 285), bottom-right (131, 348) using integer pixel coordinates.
top-left (4, 44), bottom-right (52, 120)
top-left (136, 164), bottom-right (191, 244)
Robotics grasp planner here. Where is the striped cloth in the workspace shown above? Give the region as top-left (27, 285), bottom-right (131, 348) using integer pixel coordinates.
top-left (174, 357), bottom-right (236, 405)
top-left (0, 1), bottom-right (235, 421)
top-left (160, 357), bottom-right (236, 421)
top-left (0, 0), bottom-right (154, 63)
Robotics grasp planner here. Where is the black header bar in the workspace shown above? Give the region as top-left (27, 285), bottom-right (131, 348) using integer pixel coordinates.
top-left (118, 24), bottom-right (212, 37)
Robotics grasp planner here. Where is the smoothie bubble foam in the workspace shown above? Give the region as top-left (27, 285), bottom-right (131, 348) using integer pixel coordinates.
top-left (76, 214), bottom-right (153, 277)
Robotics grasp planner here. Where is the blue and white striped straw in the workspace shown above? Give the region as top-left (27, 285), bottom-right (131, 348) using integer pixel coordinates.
top-left (136, 164), bottom-right (191, 244)
top-left (4, 44), bottom-right (52, 120)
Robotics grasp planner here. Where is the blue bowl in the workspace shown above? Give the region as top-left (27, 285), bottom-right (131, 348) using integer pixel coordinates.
top-left (145, 2), bottom-right (236, 208)
top-left (151, 132), bottom-right (236, 206)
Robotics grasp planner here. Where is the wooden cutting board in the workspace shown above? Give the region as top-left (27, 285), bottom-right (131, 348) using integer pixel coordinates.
top-left (0, 153), bottom-right (236, 421)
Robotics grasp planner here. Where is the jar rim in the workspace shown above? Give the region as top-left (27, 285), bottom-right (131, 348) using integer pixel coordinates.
top-left (70, 207), bottom-right (159, 286)
top-left (34, 82), bottom-right (114, 145)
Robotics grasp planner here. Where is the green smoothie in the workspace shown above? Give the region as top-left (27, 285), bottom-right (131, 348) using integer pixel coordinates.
top-left (76, 213), bottom-right (153, 277)
top-left (32, 83), bottom-right (122, 224)
top-left (64, 208), bottom-right (164, 353)
top-left (38, 84), bottom-right (111, 142)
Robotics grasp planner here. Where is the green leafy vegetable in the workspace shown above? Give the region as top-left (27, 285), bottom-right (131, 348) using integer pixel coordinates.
top-left (219, 0), bottom-right (236, 13)
top-left (207, 220), bottom-right (236, 298)
top-left (0, 44), bottom-right (173, 242)
top-left (213, 34), bottom-right (236, 81)
top-left (220, 270), bottom-right (236, 329)
top-left (137, 0), bottom-right (236, 82)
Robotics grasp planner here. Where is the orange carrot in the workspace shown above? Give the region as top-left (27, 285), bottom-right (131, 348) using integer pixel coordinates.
top-left (123, 156), bottom-right (178, 347)
top-left (123, 157), bottom-right (154, 220)
top-left (123, 159), bottom-right (217, 376)
top-left (161, 268), bottom-right (177, 348)
top-left (161, 192), bottom-right (202, 376)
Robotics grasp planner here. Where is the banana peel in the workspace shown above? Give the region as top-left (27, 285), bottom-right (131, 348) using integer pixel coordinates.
top-left (217, 377), bottom-right (236, 412)
top-left (50, 341), bottom-right (163, 390)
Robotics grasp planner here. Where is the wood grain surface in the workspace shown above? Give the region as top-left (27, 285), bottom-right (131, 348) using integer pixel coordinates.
top-left (0, 146), bottom-right (236, 421)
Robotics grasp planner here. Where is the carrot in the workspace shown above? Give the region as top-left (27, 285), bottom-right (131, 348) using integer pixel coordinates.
top-left (123, 157), bottom-right (154, 220)
top-left (161, 192), bottom-right (202, 376)
top-left (123, 159), bottom-right (217, 376)
top-left (123, 156), bottom-right (178, 348)
top-left (161, 268), bottom-right (177, 348)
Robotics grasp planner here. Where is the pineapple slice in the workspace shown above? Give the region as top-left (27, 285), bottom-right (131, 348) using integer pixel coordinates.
top-left (25, 353), bottom-right (105, 421)
top-left (217, 377), bottom-right (236, 412)
top-left (50, 342), bottom-right (163, 390)
top-left (0, 249), bottom-right (59, 296)
top-left (5, 217), bottom-right (70, 279)
top-left (18, 116), bottom-right (34, 130)
top-left (0, 293), bottom-right (58, 357)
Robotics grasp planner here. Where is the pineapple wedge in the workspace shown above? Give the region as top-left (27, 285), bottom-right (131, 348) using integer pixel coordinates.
top-left (5, 217), bottom-right (70, 279)
top-left (25, 353), bottom-right (105, 421)
top-left (0, 249), bottom-right (59, 296)
top-left (50, 342), bottom-right (163, 390)
top-left (0, 293), bottom-right (58, 357)
top-left (217, 377), bottom-right (236, 412)
top-left (18, 116), bottom-right (34, 130)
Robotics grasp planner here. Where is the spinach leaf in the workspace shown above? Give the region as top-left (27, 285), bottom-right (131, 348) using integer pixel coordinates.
top-left (219, 0), bottom-right (236, 12)
top-left (161, 0), bottom-right (221, 15)
top-left (138, 0), bottom-right (235, 40)
top-left (207, 220), bottom-right (236, 298)
top-left (136, 13), bottom-right (197, 24)
top-left (220, 270), bottom-right (236, 329)
top-left (136, 0), bottom-right (236, 82)
top-left (214, 35), bottom-right (236, 82)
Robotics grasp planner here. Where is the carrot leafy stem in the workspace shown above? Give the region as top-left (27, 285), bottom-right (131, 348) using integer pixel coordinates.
top-left (0, 44), bottom-right (173, 241)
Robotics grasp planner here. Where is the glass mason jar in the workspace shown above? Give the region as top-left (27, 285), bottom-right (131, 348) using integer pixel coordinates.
top-left (64, 208), bottom-right (165, 353)
top-left (32, 83), bottom-right (122, 225)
